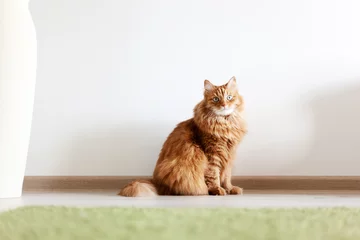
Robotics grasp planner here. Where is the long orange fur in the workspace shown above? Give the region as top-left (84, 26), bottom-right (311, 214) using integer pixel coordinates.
top-left (119, 77), bottom-right (247, 196)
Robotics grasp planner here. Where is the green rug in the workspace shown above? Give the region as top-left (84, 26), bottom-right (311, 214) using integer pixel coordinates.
top-left (1, 207), bottom-right (360, 240)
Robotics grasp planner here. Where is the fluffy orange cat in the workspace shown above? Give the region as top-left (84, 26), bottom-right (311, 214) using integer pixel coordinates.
top-left (119, 77), bottom-right (247, 197)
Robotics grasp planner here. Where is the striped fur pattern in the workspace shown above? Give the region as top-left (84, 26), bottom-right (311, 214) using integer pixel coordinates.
top-left (119, 77), bottom-right (247, 197)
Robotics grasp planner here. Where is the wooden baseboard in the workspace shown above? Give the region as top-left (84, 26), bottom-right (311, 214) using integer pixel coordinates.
top-left (23, 176), bottom-right (360, 192)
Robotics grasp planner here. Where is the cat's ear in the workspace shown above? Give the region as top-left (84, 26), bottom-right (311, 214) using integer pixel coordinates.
top-left (226, 76), bottom-right (237, 90)
top-left (204, 80), bottom-right (215, 91)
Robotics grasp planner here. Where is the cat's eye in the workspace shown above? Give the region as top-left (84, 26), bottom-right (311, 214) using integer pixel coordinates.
top-left (227, 95), bottom-right (233, 101)
top-left (213, 97), bottom-right (220, 102)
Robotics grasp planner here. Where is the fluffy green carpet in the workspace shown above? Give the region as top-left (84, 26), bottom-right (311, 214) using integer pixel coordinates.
top-left (1, 207), bottom-right (360, 240)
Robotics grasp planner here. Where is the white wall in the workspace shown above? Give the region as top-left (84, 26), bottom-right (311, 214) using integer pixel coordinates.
top-left (27, 0), bottom-right (360, 176)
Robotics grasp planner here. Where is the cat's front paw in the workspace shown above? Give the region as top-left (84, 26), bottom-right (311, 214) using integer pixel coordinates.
top-left (208, 186), bottom-right (227, 196)
top-left (229, 186), bottom-right (243, 195)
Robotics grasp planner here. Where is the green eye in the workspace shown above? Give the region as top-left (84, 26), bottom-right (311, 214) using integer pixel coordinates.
top-left (213, 97), bottom-right (220, 102)
top-left (227, 95), bottom-right (233, 100)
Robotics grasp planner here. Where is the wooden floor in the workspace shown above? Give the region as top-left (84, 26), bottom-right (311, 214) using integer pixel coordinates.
top-left (23, 176), bottom-right (360, 192)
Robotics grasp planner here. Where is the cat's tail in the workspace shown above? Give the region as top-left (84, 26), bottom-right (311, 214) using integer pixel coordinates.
top-left (118, 179), bottom-right (158, 197)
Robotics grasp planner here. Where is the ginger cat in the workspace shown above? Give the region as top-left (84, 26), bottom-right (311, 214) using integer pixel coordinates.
top-left (119, 77), bottom-right (247, 196)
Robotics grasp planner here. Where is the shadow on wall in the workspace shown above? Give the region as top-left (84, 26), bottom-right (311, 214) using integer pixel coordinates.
top-left (61, 124), bottom-right (171, 176)
top-left (61, 83), bottom-right (360, 176)
top-left (300, 82), bottom-right (360, 175)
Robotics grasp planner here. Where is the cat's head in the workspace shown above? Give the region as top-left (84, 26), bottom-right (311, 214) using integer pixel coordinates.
top-left (203, 76), bottom-right (243, 116)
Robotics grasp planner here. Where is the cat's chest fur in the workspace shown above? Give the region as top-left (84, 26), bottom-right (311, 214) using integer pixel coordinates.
top-left (200, 117), bottom-right (246, 165)
top-left (202, 132), bottom-right (238, 153)
top-left (199, 117), bottom-right (244, 147)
